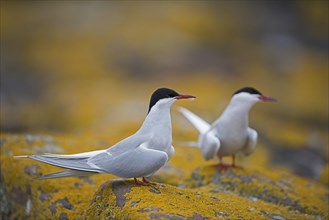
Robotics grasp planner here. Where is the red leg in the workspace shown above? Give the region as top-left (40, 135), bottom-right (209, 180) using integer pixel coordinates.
top-left (134, 178), bottom-right (148, 186)
top-left (219, 156), bottom-right (230, 171)
top-left (142, 177), bottom-right (157, 185)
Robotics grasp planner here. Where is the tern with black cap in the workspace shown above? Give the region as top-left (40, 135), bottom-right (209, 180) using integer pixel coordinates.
top-left (15, 88), bottom-right (195, 185)
top-left (178, 87), bottom-right (276, 170)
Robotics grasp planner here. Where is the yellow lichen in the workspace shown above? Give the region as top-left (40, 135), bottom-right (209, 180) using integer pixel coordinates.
top-left (1, 133), bottom-right (328, 219)
top-left (84, 179), bottom-right (324, 219)
top-left (0, 133), bottom-right (117, 219)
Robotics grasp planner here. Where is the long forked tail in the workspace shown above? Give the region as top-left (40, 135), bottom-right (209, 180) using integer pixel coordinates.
top-left (178, 107), bottom-right (210, 134)
top-left (37, 169), bottom-right (96, 180)
top-left (14, 152), bottom-right (104, 179)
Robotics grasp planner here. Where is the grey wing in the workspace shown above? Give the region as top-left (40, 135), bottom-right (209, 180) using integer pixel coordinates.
top-left (37, 169), bottom-right (96, 180)
top-left (88, 143), bottom-right (168, 178)
top-left (105, 133), bottom-right (146, 157)
top-left (15, 150), bottom-right (108, 179)
top-left (28, 155), bottom-right (103, 173)
top-left (199, 132), bottom-right (220, 160)
top-left (242, 128), bottom-right (258, 156)
top-left (17, 134), bottom-right (149, 177)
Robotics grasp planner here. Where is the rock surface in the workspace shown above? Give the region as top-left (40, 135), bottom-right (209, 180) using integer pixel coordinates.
top-left (84, 167), bottom-right (328, 219)
top-left (1, 134), bottom-right (328, 219)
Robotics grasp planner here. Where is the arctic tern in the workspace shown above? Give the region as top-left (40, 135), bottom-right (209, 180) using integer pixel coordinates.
top-left (178, 87), bottom-right (276, 170)
top-left (15, 88), bottom-right (195, 185)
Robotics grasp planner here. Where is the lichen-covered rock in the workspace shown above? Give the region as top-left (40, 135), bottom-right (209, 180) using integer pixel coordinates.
top-left (0, 134), bottom-right (117, 219)
top-left (1, 133), bottom-right (328, 219)
top-left (186, 165), bottom-right (329, 218)
top-left (84, 174), bottom-right (328, 220)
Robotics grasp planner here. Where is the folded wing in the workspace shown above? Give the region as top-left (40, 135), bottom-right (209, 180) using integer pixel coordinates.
top-left (43, 150), bottom-right (106, 158)
top-left (28, 155), bottom-right (103, 173)
top-left (37, 169), bottom-right (96, 180)
top-left (88, 143), bottom-right (168, 178)
top-left (242, 128), bottom-right (258, 156)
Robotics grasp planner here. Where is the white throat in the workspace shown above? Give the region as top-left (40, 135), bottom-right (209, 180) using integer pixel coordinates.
top-left (139, 98), bottom-right (175, 133)
top-left (226, 98), bottom-right (255, 115)
top-left (215, 96), bottom-right (256, 130)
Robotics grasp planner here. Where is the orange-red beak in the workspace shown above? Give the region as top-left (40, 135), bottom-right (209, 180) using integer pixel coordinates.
top-left (175, 94), bottom-right (196, 100)
top-left (259, 95), bottom-right (277, 102)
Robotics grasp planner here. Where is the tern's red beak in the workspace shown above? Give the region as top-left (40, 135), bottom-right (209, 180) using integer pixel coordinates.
top-left (175, 94), bottom-right (196, 100)
top-left (259, 95), bottom-right (277, 102)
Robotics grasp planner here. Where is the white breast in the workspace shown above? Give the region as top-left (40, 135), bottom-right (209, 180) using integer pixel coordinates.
top-left (138, 99), bottom-right (173, 153)
top-left (213, 110), bottom-right (249, 156)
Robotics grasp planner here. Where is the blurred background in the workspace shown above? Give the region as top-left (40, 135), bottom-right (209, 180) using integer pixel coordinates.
top-left (1, 1), bottom-right (328, 182)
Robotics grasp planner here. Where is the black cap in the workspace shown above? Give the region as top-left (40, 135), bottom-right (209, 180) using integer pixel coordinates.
top-left (148, 88), bottom-right (180, 113)
top-left (233, 87), bottom-right (262, 96)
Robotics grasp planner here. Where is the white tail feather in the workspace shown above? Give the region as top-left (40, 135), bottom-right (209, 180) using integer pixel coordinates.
top-left (14, 155), bottom-right (29, 160)
top-left (43, 150), bottom-right (105, 158)
top-left (178, 107), bottom-right (210, 134)
top-left (177, 141), bottom-right (199, 148)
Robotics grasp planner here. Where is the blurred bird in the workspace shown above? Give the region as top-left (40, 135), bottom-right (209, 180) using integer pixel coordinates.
top-left (15, 88), bottom-right (195, 185)
top-left (178, 87), bottom-right (276, 170)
